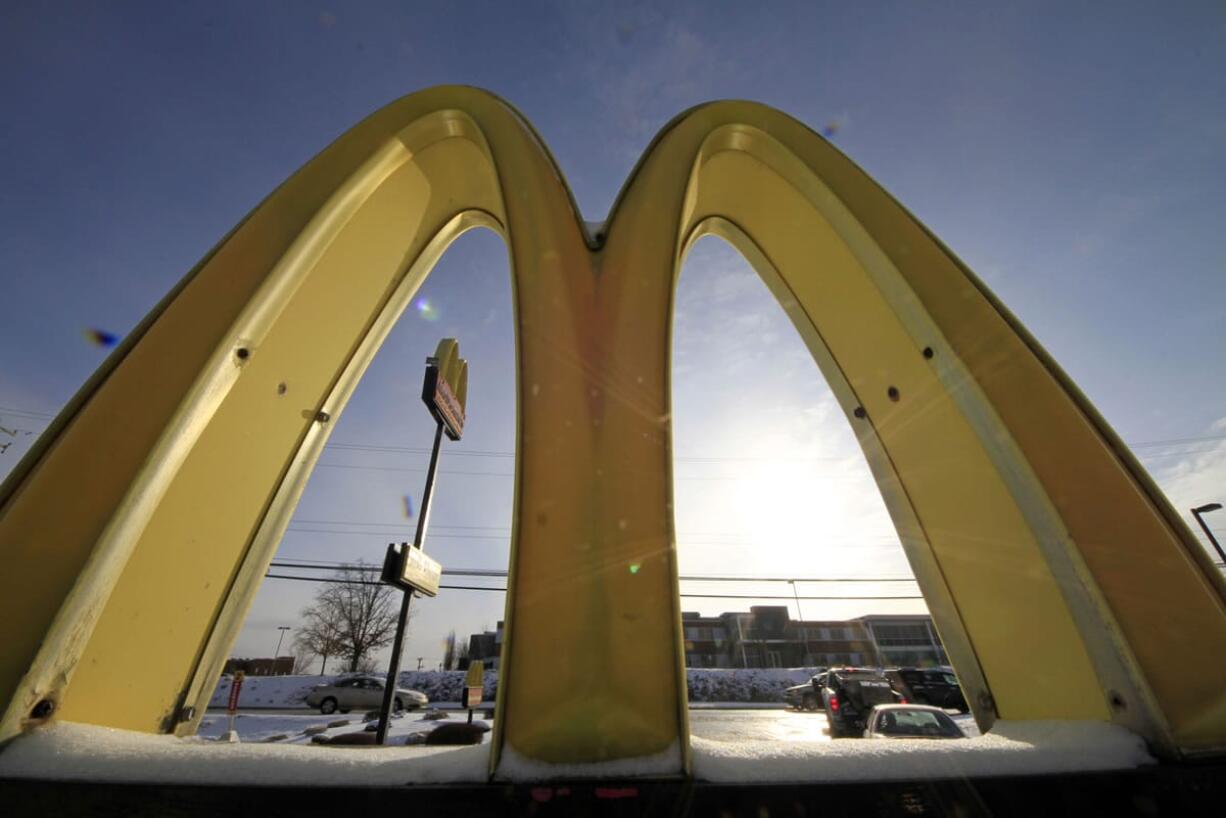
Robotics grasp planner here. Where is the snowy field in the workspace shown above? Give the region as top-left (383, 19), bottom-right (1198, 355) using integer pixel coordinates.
top-left (195, 709), bottom-right (490, 746)
top-left (209, 668), bottom-right (825, 710)
top-left (2, 668), bottom-right (1156, 788)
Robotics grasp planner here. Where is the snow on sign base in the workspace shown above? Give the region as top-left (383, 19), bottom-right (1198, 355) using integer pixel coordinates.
top-left (0, 720), bottom-right (1154, 787)
top-left (495, 741), bottom-right (682, 782)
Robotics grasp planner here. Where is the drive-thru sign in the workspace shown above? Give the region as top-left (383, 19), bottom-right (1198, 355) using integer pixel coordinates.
top-left (375, 338), bottom-right (466, 745)
top-left (422, 338), bottom-right (467, 441)
top-left (381, 541), bottom-right (441, 597)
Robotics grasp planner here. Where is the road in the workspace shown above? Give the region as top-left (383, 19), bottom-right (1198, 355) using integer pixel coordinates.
top-left (690, 708), bottom-right (834, 742)
top-left (208, 706), bottom-right (978, 743)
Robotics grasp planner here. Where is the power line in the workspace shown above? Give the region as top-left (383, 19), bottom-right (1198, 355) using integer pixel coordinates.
top-left (283, 519), bottom-right (904, 543)
top-left (3, 402), bottom-right (1224, 462)
top-left (0, 406), bottom-right (55, 420)
top-left (325, 432), bottom-right (1226, 460)
top-left (267, 560), bottom-right (918, 583)
top-left (262, 572), bottom-right (923, 600)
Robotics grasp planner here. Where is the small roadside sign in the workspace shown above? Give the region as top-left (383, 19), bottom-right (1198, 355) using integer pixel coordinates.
top-left (227, 671), bottom-right (245, 713)
top-left (464, 660), bottom-right (484, 720)
top-left (381, 542), bottom-right (442, 597)
top-left (225, 671), bottom-right (245, 743)
top-left (466, 660), bottom-right (485, 689)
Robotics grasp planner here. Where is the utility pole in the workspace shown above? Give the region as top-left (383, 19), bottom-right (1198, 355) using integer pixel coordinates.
top-left (416, 657), bottom-right (424, 670)
top-left (789, 580), bottom-right (815, 666)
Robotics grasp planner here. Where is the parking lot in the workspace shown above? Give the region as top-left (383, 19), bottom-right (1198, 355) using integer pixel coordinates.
top-left (204, 706), bottom-right (979, 745)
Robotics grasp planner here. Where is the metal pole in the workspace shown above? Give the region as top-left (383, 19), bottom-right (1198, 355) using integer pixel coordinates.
top-left (790, 580), bottom-right (814, 666)
top-left (1191, 505), bottom-right (1226, 565)
top-left (376, 421), bottom-right (445, 745)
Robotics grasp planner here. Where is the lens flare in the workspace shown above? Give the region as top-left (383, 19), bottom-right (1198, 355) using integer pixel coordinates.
top-left (83, 328), bottom-right (119, 348)
top-left (414, 298), bottom-right (439, 321)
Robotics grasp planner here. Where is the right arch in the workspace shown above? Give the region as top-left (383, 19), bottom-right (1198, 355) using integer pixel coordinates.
top-left (656, 115), bottom-right (1226, 756)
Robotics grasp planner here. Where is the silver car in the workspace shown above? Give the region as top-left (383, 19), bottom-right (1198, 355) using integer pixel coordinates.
top-left (303, 676), bottom-right (428, 714)
top-left (864, 704), bottom-right (966, 739)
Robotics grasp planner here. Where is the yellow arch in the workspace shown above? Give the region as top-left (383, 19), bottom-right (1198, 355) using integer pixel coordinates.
top-left (1, 88), bottom-right (1224, 775)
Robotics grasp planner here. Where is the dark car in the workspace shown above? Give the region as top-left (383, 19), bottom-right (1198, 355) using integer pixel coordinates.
top-left (821, 667), bottom-right (905, 737)
top-left (783, 669), bottom-right (829, 711)
top-left (884, 667), bottom-right (969, 713)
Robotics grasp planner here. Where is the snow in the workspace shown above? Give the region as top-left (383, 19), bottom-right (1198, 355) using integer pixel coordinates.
top-left (209, 668), bottom-right (819, 709)
top-left (688, 668), bottom-right (820, 703)
top-left (691, 721), bottom-right (1154, 783)
top-left (208, 671), bottom-right (498, 709)
top-left (0, 722), bottom-right (488, 785)
top-left (0, 716), bottom-right (1153, 786)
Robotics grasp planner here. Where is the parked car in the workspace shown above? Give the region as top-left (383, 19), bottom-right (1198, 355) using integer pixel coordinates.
top-left (783, 669), bottom-right (829, 711)
top-left (864, 704), bottom-right (967, 739)
top-left (820, 667), bottom-right (905, 737)
top-left (884, 667), bottom-right (969, 713)
top-left (304, 677), bottom-right (428, 714)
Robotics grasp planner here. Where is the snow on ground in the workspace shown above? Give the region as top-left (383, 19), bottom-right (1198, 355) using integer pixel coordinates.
top-left (210, 668), bottom-right (822, 709)
top-left (208, 671), bottom-right (499, 709)
top-left (0, 722), bottom-right (489, 786)
top-left (195, 710), bottom-right (488, 746)
top-left (687, 668), bottom-right (820, 703)
top-left (0, 717), bottom-right (1152, 786)
top-left (690, 721), bottom-right (1154, 783)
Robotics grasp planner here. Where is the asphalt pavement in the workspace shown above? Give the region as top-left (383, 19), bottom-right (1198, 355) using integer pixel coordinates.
top-left (210, 706), bottom-right (978, 743)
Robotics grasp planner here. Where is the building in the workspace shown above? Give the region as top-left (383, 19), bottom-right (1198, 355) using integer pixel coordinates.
top-left (463, 609), bottom-right (950, 670)
top-left (223, 656), bottom-right (294, 676)
top-left (681, 607), bottom-right (948, 669)
top-left (855, 614), bottom-right (949, 667)
top-left (466, 621), bottom-right (503, 670)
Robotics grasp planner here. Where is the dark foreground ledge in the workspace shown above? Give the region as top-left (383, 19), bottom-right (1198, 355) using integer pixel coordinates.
top-left (3, 764), bottom-right (1226, 818)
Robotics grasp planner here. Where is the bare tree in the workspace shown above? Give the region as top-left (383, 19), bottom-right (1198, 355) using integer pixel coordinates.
top-left (443, 630), bottom-right (457, 671)
top-left (298, 562), bottom-right (400, 674)
top-left (353, 654), bottom-right (380, 674)
top-left (293, 606), bottom-right (345, 675)
top-left (292, 651), bottom-right (314, 674)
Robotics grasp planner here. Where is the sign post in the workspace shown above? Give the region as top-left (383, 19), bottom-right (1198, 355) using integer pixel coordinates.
top-left (375, 340), bottom-right (466, 745)
top-left (225, 670), bottom-right (245, 743)
top-left (464, 660), bottom-right (485, 724)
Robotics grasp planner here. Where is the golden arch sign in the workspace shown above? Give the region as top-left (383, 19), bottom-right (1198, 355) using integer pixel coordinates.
top-left (1, 87), bottom-right (1223, 774)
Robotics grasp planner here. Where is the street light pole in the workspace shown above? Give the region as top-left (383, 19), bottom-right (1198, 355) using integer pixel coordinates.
top-left (1191, 503), bottom-right (1225, 564)
top-left (273, 626), bottom-right (291, 673)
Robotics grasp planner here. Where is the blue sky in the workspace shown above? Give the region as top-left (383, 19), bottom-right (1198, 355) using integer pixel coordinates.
top-left (2, 1), bottom-right (1224, 669)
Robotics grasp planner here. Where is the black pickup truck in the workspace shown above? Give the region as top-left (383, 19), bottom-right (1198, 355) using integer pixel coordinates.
top-left (884, 667), bottom-right (969, 713)
top-left (785, 667), bottom-right (904, 737)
